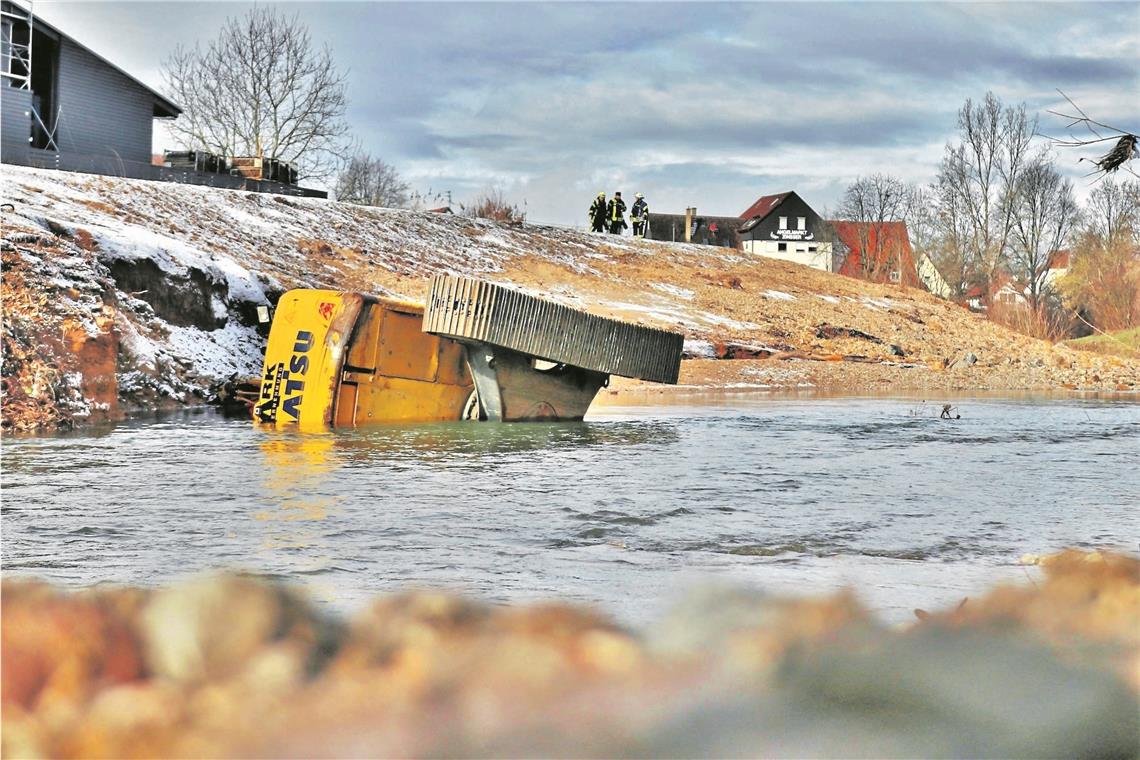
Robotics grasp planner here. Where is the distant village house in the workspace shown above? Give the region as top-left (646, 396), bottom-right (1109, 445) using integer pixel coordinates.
top-left (643, 189), bottom-right (952, 298)
top-left (738, 191), bottom-right (835, 272)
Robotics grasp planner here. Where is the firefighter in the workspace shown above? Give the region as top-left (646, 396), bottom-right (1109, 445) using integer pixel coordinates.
top-left (588, 191), bottom-right (607, 233)
top-left (630, 193), bottom-right (649, 238)
top-left (606, 191), bottom-right (627, 235)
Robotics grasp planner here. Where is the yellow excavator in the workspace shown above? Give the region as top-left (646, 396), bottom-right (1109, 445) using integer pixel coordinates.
top-left (253, 275), bottom-right (683, 429)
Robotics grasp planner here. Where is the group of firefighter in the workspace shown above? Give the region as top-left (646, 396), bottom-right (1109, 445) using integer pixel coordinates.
top-left (589, 191), bottom-right (649, 237)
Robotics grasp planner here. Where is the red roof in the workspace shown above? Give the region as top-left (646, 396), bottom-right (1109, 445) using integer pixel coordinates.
top-left (739, 192), bottom-right (791, 221)
top-left (1048, 249), bottom-right (1070, 269)
top-left (830, 221), bottom-right (920, 287)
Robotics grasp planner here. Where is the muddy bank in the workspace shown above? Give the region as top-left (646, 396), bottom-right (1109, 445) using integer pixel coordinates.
top-left (2, 164), bottom-right (1137, 433)
top-left (2, 550), bottom-right (1137, 758)
top-left (602, 356), bottom-right (1140, 402)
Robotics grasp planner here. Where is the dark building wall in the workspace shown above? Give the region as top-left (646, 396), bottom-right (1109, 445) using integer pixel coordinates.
top-left (740, 193), bottom-right (825, 245)
top-left (53, 39), bottom-right (155, 162)
top-left (1, 88), bottom-right (33, 163)
top-left (646, 213), bottom-right (741, 248)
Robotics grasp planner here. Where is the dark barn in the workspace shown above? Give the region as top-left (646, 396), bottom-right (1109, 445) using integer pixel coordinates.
top-left (1, 2), bottom-right (324, 197)
top-left (1, 0), bottom-right (179, 173)
top-left (644, 212), bottom-right (742, 248)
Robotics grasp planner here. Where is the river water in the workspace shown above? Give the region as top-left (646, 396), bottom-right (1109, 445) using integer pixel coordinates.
top-left (3, 396), bottom-right (1137, 625)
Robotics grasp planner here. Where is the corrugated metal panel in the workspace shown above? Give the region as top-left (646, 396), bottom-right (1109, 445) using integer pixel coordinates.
top-left (54, 40), bottom-right (154, 163)
top-left (0, 89), bottom-right (33, 164)
top-left (424, 275), bottom-right (683, 384)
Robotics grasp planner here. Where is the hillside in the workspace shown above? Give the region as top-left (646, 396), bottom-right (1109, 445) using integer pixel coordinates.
top-left (2, 165), bottom-right (1136, 431)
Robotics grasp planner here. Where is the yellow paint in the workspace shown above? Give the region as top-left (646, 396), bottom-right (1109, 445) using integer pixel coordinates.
top-left (255, 289), bottom-right (473, 429)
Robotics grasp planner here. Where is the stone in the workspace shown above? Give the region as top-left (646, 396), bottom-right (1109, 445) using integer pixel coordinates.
top-left (140, 573), bottom-right (340, 683)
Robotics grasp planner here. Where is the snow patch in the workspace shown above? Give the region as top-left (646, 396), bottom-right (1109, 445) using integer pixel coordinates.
top-left (764, 289), bottom-right (796, 301)
top-left (683, 339), bottom-right (716, 359)
top-left (165, 321), bottom-right (265, 380)
top-left (650, 283), bottom-right (695, 300)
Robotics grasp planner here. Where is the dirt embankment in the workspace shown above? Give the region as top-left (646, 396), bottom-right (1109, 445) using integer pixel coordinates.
top-left (2, 164), bottom-right (1136, 432)
top-left (2, 551), bottom-right (1137, 757)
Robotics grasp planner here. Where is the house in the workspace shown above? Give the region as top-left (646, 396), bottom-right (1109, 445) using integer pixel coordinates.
top-left (991, 250), bottom-right (1072, 308)
top-left (737, 191), bottom-right (834, 271)
top-left (829, 221), bottom-right (921, 287)
top-left (917, 254), bottom-right (953, 299)
top-left (1043, 249), bottom-right (1070, 289)
top-left (1, 0), bottom-right (180, 173)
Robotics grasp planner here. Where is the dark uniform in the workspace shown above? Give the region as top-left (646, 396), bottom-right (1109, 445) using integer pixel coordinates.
top-left (630, 194), bottom-right (649, 238)
top-left (588, 192), bottom-right (607, 233)
top-left (606, 192), bottom-right (627, 235)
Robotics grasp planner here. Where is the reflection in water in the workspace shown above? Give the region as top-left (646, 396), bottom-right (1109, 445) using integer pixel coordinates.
top-left (328, 419), bottom-right (683, 466)
top-left (256, 432), bottom-right (339, 596)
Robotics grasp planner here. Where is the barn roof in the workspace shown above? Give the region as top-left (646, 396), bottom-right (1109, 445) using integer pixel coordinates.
top-left (3, 0), bottom-right (181, 118)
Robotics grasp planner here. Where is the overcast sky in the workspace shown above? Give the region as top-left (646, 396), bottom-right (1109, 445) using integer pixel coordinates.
top-left (35, 1), bottom-right (1140, 226)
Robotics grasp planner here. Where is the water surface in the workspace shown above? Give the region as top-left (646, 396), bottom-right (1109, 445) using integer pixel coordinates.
top-left (4, 396), bottom-right (1137, 625)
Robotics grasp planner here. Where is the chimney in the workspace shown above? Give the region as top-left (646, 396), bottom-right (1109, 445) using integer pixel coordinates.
top-left (684, 207), bottom-right (696, 243)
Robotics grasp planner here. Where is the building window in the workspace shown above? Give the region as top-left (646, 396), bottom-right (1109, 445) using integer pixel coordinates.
top-left (797, 216), bottom-right (806, 230)
top-left (808, 246), bottom-right (817, 252)
top-left (778, 216), bottom-right (787, 230)
top-left (777, 242), bottom-right (787, 252)
top-left (796, 247), bottom-right (805, 253)
top-left (889, 270), bottom-right (901, 283)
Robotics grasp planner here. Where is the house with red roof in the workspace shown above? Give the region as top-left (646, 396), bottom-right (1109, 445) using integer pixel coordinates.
top-left (830, 221), bottom-right (920, 286)
top-left (991, 249), bottom-right (1072, 308)
top-left (737, 191), bottom-right (835, 271)
top-left (829, 220), bottom-right (953, 297)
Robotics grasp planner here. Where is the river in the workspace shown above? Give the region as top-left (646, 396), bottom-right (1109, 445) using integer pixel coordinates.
top-left (3, 395), bottom-right (1137, 625)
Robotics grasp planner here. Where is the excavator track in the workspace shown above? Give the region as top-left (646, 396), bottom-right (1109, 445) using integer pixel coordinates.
top-left (423, 274), bottom-right (683, 384)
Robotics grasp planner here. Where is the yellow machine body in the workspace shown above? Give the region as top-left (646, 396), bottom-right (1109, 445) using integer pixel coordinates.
top-left (255, 289), bottom-right (473, 429)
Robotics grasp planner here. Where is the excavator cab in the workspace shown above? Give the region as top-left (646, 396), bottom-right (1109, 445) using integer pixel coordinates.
top-left (254, 289), bottom-right (472, 429)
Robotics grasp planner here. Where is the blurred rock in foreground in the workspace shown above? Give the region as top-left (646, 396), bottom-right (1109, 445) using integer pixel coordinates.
top-left (3, 550), bottom-right (1137, 758)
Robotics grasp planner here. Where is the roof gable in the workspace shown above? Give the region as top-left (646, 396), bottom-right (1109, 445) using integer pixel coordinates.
top-left (2, 0), bottom-right (181, 117)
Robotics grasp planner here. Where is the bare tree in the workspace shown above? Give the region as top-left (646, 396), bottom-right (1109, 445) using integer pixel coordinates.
top-left (1060, 179), bottom-right (1140, 332)
top-left (835, 174), bottom-right (914, 282)
top-left (927, 173), bottom-right (977, 299)
top-left (1006, 156), bottom-right (1079, 314)
top-left (335, 154), bottom-right (410, 208)
top-left (904, 183), bottom-right (939, 258)
top-left (162, 7), bottom-right (350, 180)
top-left (1083, 178), bottom-right (1140, 245)
top-left (932, 92), bottom-right (1037, 303)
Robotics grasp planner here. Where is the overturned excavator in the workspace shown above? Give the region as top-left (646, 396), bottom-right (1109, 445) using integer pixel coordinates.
top-left (253, 274), bottom-right (683, 428)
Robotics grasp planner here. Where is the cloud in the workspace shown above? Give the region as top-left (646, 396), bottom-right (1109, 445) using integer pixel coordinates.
top-left (39, 2), bottom-right (1140, 224)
